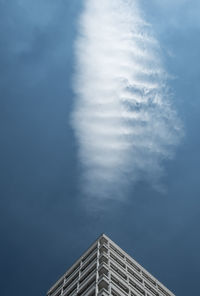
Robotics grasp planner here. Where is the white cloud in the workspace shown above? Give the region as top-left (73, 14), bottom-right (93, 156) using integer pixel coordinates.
top-left (71, 0), bottom-right (183, 207)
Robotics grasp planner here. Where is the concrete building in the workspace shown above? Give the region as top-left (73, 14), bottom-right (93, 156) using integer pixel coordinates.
top-left (47, 234), bottom-right (175, 296)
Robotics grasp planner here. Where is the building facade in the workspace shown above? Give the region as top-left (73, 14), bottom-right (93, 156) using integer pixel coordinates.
top-left (47, 234), bottom-right (175, 296)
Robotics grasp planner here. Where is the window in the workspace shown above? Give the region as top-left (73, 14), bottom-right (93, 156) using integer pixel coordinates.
top-left (80, 264), bottom-right (96, 284)
top-left (63, 272), bottom-right (78, 291)
top-left (110, 244), bottom-right (125, 259)
top-left (99, 245), bottom-right (108, 255)
top-left (128, 267), bottom-right (143, 283)
top-left (99, 266), bottom-right (109, 277)
top-left (129, 279), bottom-right (145, 296)
top-left (144, 282), bottom-right (159, 296)
top-left (110, 263), bottom-right (127, 280)
top-left (142, 272), bottom-right (156, 286)
top-left (82, 245), bottom-right (97, 263)
top-left (99, 254), bottom-right (108, 265)
top-left (77, 276), bottom-right (96, 295)
top-left (126, 258), bottom-right (141, 273)
top-left (111, 275), bottom-right (129, 294)
top-left (53, 290), bottom-right (61, 296)
top-left (81, 254), bottom-right (97, 272)
top-left (65, 263), bottom-right (80, 281)
top-left (110, 253), bottom-right (126, 269)
top-left (100, 237), bottom-right (108, 246)
top-left (158, 285), bottom-right (171, 296)
top-left (64, 284), bottom-right (77, 296)
top-left (111, 288), bottom-right (121, 296)
top-left (98, 279), bottom-right (109, 292)
top-left (131, 292), bottom-right (138, 296)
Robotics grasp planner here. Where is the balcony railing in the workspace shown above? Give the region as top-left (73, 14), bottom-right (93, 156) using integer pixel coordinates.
top-left (81, 251), bottom-right (97, 271)
top-left (81, 259), bottom-right (97, 278)
top-left (65, 266), bottom-right (80, 284)
top-left (98, 288), bottom-right (110, 296)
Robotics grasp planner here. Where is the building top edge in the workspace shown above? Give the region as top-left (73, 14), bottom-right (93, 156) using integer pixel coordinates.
top-left (47, 233), bottom-right (175, 296)
top-left (102, 234), bottom-right (175, 296)
top-left (47, 234), bottom-right (103, 294)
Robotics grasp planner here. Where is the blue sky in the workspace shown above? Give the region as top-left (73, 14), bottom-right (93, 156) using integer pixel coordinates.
top-left (0, 1), bottom-right (200, 296)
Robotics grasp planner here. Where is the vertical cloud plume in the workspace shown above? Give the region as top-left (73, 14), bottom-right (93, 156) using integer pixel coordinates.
top-left (71, 0), bottom-right (183, 205)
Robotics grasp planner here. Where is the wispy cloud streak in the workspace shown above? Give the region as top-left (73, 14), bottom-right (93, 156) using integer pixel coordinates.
top-left (72, 0), bottom-right (183, 204)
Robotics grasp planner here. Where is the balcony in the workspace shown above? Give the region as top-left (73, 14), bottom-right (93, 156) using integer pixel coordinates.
top-left (111, 274), bottom-right (129, 295)
top-left (98, 288), bottom-right (110, 296)
top-left (48, 278), bottom-right (64, 296)
top-left (79, 272), bottom-right (96, 291)
top-left (98, 278), bottom-right (109, 295)
top-left (78, 276), bottom-right (96, 296)
top-left (110, 281), bottom-right (129, 296)
top-left (99, 245), bottom-right (108, 256)
top-left (81, 252), bottom-right (97, 273)
top-left (110, 253), bottom-right (126, 270)
top-left (99, 254), bottom-right (108, 265)
top-left (82, 247), bottom-right (98, 264)
top-left (65, 266), bottom-right (80, 284)
top-left (99, 236), bottom-right (108, 246)
top-left (81, 259), bottom-right (97, 278)
top-left (62, 283), bottom-right (77, 296)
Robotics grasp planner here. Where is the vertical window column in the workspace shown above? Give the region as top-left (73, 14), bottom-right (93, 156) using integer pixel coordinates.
top-left (96, 240), bottom-right (100, 296)
top-left (108, 243), bottom-right (111, 295)
top-left (77, 260), bottom-right (82, 294)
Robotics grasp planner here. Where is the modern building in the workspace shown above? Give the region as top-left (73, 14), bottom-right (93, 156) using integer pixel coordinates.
top-left (47, 234), bottom-right (175, 296)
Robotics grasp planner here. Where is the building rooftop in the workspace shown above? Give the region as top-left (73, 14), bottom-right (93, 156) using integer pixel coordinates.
top-left (47, 234), bottom-right (175, 296)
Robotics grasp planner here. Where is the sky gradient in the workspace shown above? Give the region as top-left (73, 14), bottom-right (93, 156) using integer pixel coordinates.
top-left (0, 1), bottom-right (200, 296)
